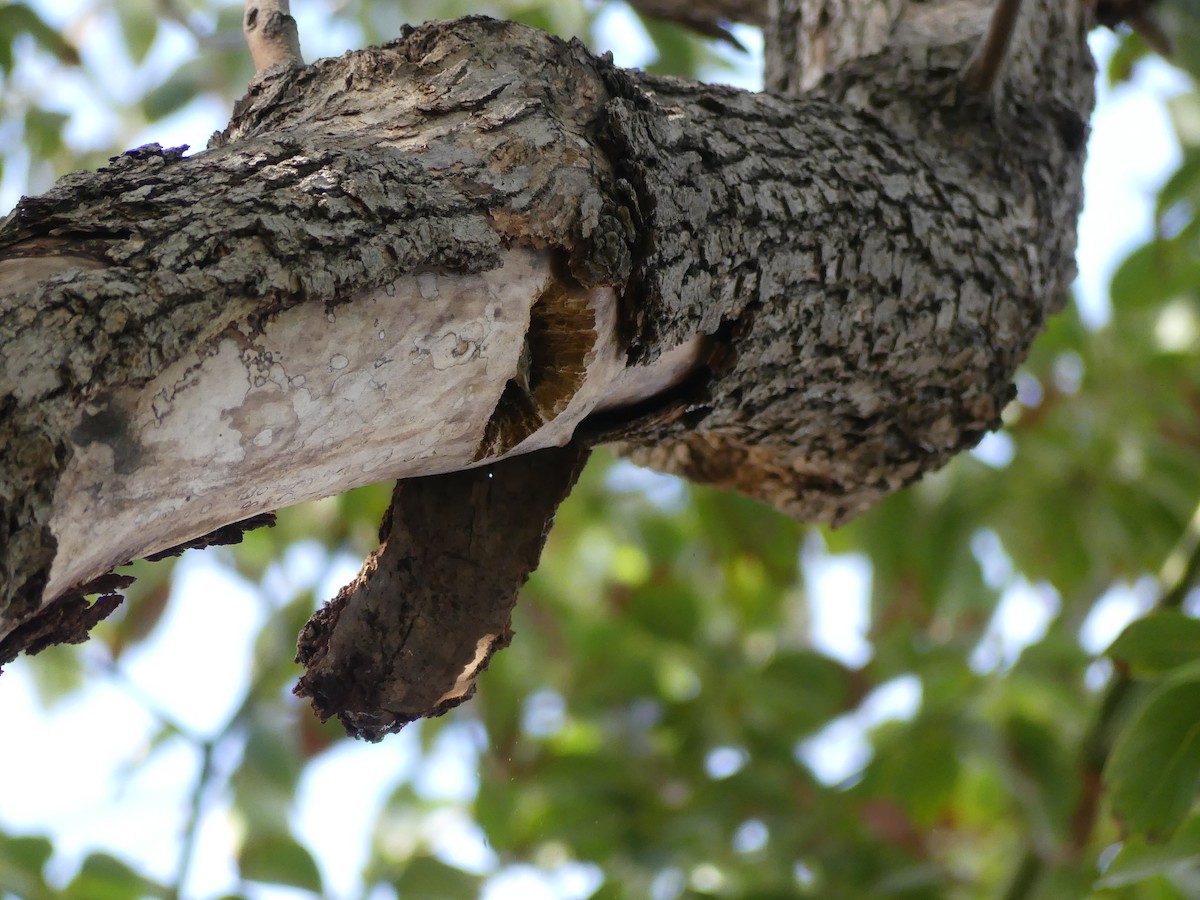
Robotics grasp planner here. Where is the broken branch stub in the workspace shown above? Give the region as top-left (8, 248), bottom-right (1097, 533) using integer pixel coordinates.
top-left (243, 0), bottom-right (303, 74)
top-left (294, 442), bottom-right (590, 741)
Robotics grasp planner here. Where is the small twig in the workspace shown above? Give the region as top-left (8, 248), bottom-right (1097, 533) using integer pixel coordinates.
top-left (89, 652), bottom-right (204, 743)
top-left (963, 0), bottom-right (1025, 92)
top-left (999, 849), bottom-right (1043, 900)
top-left (1127, 10), bottom-right (1173, 56)
top-left (1154, 500), bottom-right (1200, 612)
top-left (243, 0), bottom-right (303, 74)
top-left (1095, 0), bottom-right (1173, 58)
top-left (169, 740), bottom-right (216, 900)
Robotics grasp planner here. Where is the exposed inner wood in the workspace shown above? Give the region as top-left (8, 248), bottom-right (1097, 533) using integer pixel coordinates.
top-left (39, 248), bottom-right (704, 605)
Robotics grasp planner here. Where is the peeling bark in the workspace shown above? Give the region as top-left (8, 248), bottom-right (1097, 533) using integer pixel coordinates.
top-left (1, 4), bottom-right (1096, 721)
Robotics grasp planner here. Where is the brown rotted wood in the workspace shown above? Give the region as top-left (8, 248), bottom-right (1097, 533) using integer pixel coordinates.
top-left (294, 441), bottom-right (590, 741)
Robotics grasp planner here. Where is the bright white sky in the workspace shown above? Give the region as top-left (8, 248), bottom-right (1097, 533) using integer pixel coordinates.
top-left (0, 7), bottom-right (1191, 900)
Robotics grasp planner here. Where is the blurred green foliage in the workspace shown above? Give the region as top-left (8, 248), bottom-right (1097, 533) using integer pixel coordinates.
top-left (5, 2), bottom-right (1200, 899)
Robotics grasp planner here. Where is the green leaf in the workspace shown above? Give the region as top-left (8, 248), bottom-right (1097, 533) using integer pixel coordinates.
top-left (0, 834), bottom-right (52, 876)
top-left (1107, 612), bottom-right (1200, 678)
top-left (748, 650), bottom-right (853, 735)
top-left (62, 852), bottom-right (165, 900)
top-left (866, 717), bottom-right (962, 826)
top-left (24, 642), bottom-right (84, 707)
top-left (1109, 237), bottom-right (1200, 313)
top-left (1160, 1), bottom-right (1200, 84)
top-left (390, 855), bottom-right (481, 899)
top-left (116, 0), bottom-right (159, 65)
top-left (1105, 661), bottom-right (1200, 838)
top-left (238, 832), bottom-right (323, 893)
top-left (626, 580), bottom-right (700, 643)
top-left (141, 61), bottom-right (207, 121)
top-left (639, 16), bottom-right (708, 78)
top-left (23, 107), bottom-right (68, 164)
top-left (1001, 713), bottom-right (1078, 836)
top-left (0, 833), bottom-right (53, 898)
top-left (98, 558), bottom-right (175, 660)
top-left (1107, 30), bottom-right (1152, 85)
top-left (231, 721), bottom-right (303, 830)
top-left (0, 3), bottom-right (80, 71)
top-left (1155, 149), bottom-right (1200, 224)
top-left (1097, 815), bottom-right (1200, 888)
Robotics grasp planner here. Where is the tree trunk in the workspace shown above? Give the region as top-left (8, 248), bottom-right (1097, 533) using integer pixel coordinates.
top-left (0, 2), bottom-right (1094, 714)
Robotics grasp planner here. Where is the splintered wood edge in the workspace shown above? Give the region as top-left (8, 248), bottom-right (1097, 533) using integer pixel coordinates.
top-left (293, 442), bottom-right (591, 740)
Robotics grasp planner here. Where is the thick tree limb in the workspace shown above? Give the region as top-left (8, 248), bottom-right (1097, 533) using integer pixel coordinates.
top-left (766, 0), bottom-right (909, 94)
top-left (0, 7), bottom-right (1095, 708)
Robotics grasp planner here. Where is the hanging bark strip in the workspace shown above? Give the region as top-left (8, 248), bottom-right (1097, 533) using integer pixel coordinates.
top-left (294, 442), bottom-right (590, 741)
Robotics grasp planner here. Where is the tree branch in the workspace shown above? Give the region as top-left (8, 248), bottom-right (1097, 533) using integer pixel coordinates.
top-left (169, 740), bottom-right (215, 900)
top-left (243, 0), bottom-right (302, 74)
top-left (0, 13), bottom-right (1095, 682)
top-left (294, 442), bottom-right (590, 740)
top-left (1095, 0), bottom-right (1172, 57)
top-left (963, 0), bottom-right (1024, 91)
top-left (625, 0), bottom-right (766, 45)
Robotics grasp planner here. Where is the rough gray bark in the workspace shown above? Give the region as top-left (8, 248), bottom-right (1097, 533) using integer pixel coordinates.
top-left (630, 0), bottom-right (1093, 518)
top-left (0, 3), bottom-right (1095, 715)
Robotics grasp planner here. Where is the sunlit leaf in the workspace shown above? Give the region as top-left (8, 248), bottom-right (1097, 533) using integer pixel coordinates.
top-left (390, 855), bottom-right (481, 898)
top-left (0, 3), bottom-right (79, 72)
top-left (231, 719), bottom-right (305, 832)
top-left (24, 643), bottom-right (84, 708)
top-left (1107, 611), bottom-right (1200, 678)
top-left (1097, 815), bottom-right (1200, 888)
top-left (98, 558), bottom-right (175, 660)
top-left (1110, 236), bottom-right (1200, 313)
top-left (0, 832), bottom-right (53, 898)
top-left (61, 852), bottom-right (166, 900)
top-left (1105, 661), bottom-right (1200, 838)
top-left (1106, 30), bottom-right (1152, 85)
top-left (116, 0), bottom-right (159, 65)
top-left (141, 60), bottom-right (208, 121)
top-left (23, 108), bottom-right (68, 161)
top-left (238, 832), bottom-right (323, 893)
